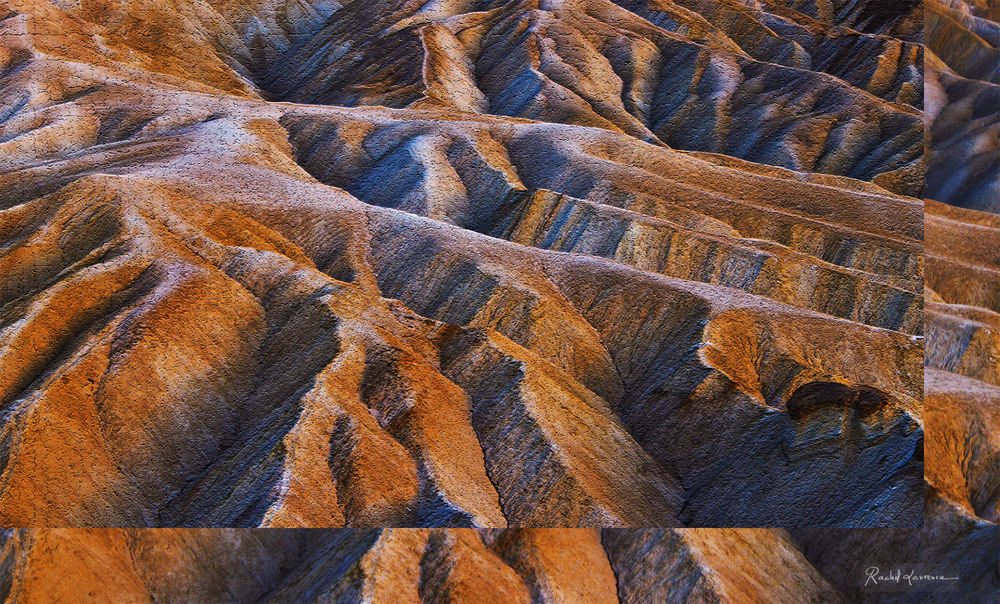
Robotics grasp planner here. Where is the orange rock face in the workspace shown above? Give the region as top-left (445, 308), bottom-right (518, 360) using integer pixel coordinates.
top-left (0, 0), bottom-right (993, 600)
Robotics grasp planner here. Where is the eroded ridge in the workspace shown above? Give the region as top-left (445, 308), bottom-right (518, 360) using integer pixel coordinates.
top-left (923, 0), bottom-right (1000, 539)
top-left (0, 0), bottom-right (923, 527)
top-left (777, 1), bottom-right (1000, 601)
top-left (0, 524), bottom-right (994, 602)
top-left (0, 527), bottom-right (884, 602)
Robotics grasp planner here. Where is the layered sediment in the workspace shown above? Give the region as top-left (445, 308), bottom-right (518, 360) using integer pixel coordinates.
top-left (0, 0), bottom-right (996, 601)
top-left (786, 1), bottom-right (1000, 601)
top-left (0, 0), bottom-right (928, 529)
top-left (923, 0), bottom-right (1000, 548)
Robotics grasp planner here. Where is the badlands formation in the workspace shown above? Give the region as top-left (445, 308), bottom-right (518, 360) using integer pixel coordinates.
top-left (916, 0), bottom-right (1000, 600)
top-left (0, 0), bottom-right (994, 601)
top-left (0, 0), bottom-right (925, 530)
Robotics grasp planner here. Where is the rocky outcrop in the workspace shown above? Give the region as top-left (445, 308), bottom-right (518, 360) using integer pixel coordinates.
top-left (924, 0), bottom-right (1000, 538)
top-left (0, 527), bottom-right (867, 602)
top-left (925, 0), bottom-right (1000, 210)
top-left (0, 522), bottom-right (993, 602)
top-left (784, 2), bottom-right (1000, 601)
top-left (251, 0), bottom-right (925, 191)
top-left (0, 0), bottom-right (926, 528)
top-left (3, 0), bottom-right (998, 601)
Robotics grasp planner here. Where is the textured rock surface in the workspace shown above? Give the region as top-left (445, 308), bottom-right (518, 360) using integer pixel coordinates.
top-left (924, 0), bottom-right (1000, 550)
top-left (0, 522), bottom-right (995, 602)
top-left (0, 0), bottom-right (997, 601)
top-left (1, 523), bottom-right (996, 602)
top-left (926, 0), bottom-right (1000, 210)
top-left (0, 0), bottom-right (926, 528)
top-left (0, 527), bottom-right (870, 602)
top-left (925, 200), bottom-right (1000, 529)
top-left (788, 2), bottom-right (999, 601)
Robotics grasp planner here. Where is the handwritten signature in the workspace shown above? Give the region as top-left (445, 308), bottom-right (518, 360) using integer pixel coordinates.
top-left (864, 567), bottom-right (961, 587)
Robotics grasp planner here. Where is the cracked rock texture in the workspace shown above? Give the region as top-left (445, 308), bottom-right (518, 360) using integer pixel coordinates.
top-left (0, 0), bottom-right (927, 529)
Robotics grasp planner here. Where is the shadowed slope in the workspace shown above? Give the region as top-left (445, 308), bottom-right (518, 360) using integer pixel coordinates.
top-left (0, 0), bottom-right (924, 528)
top-left (0, 527), bottom-right (843, 602)
top-left (785, 3), bottom-right (1000, 600)
top-left (29, 0), bottom-right (924, 192)
top-left (924, 0), bottom-right (1000, 531)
